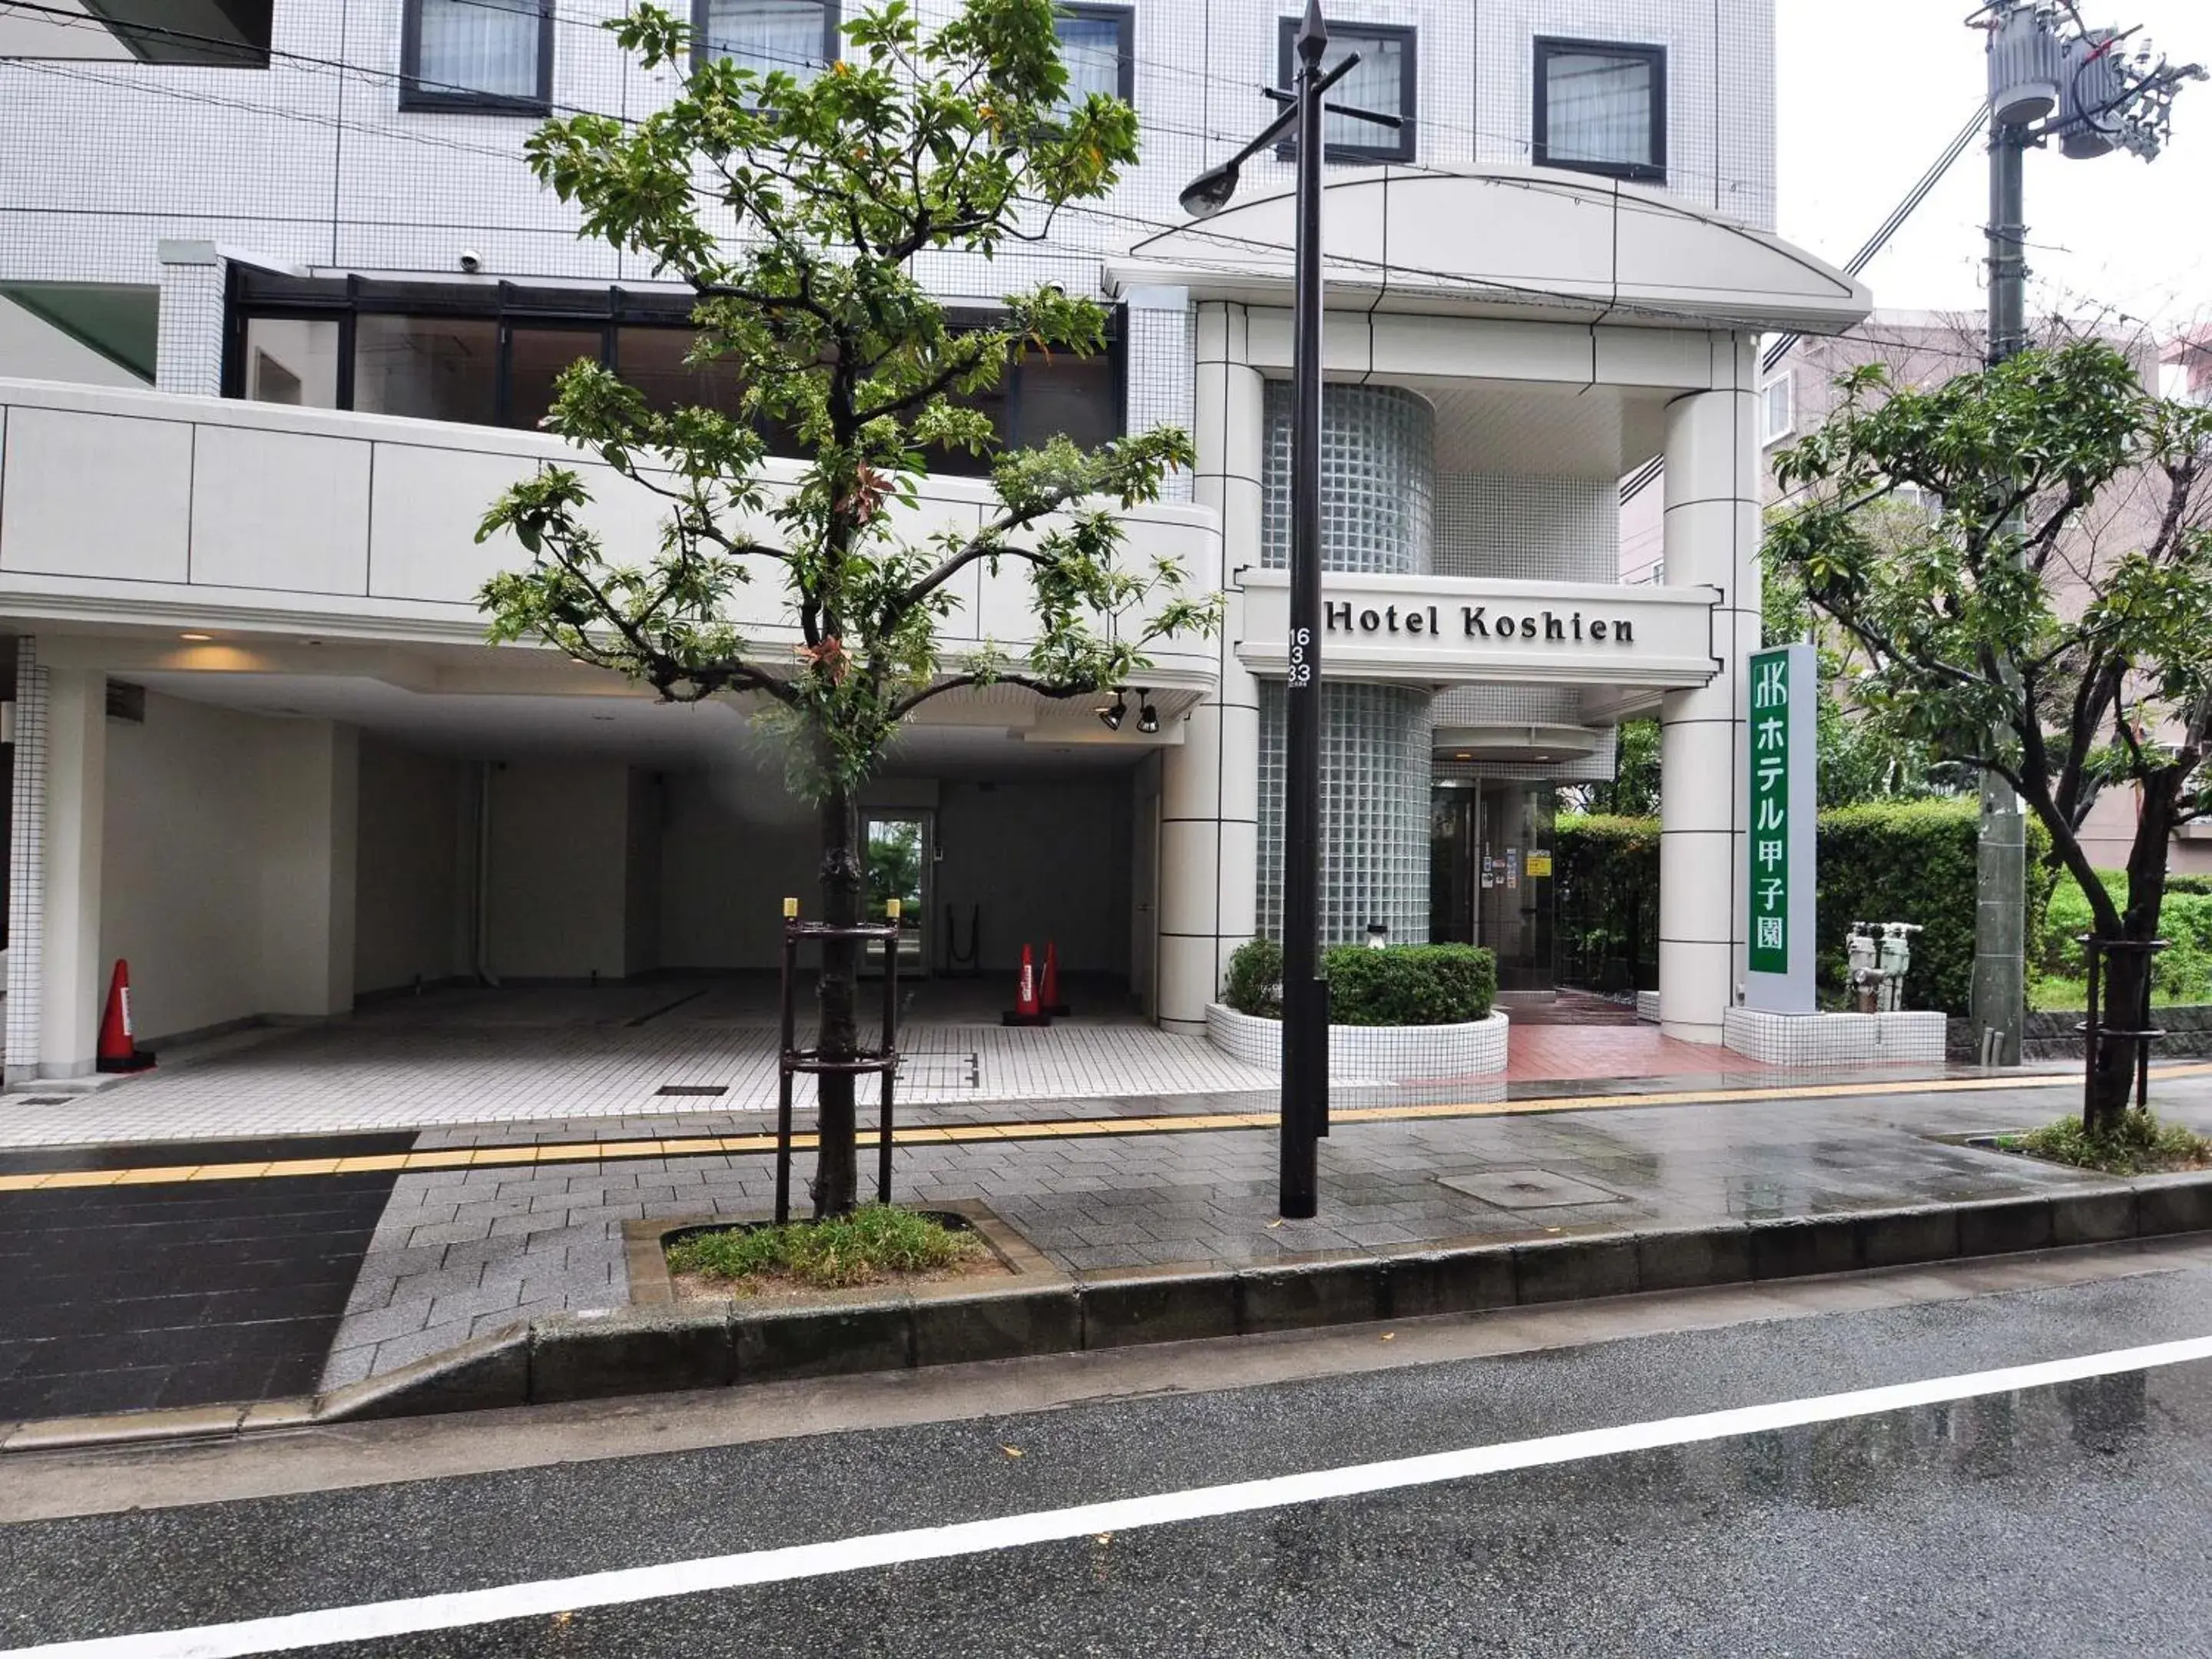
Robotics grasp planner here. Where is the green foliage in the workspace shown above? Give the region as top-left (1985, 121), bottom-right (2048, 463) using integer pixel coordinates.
top-left (1220, 939), bottom-right (1497, 1025)
top-left (666, 1204), bottom-right (980, 1291)
top-left (1554, 813), bottom-right (1660, 991)
top-left (1322, 945), bottom-right (1497, 1027)
top-left (1767, 342), bottom-right (2212, 954)
top-left (2040, 871), bottom-right (2212, 1003)
top-left (1576, 720), bottom-right (1660, 816)
top-left (2002, 1110), bottom-right (2212, 1176)
top-left (475, 0), bottom-right (1221, 804)
top-left (1222, 937), bottom-right (1283, 1018)
top-left (1817, 799), bottom-right (2052, 1016)
top-left (1764, 538), bottom-right (1966, 809)
top-left (1558, 801), bottom-right (2053, 1015)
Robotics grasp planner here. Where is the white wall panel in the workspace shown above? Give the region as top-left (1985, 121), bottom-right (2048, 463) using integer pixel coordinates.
top-left (0, 406), bottom-right (190, 582)
top-left (189, 423), bottom-right (370, 594)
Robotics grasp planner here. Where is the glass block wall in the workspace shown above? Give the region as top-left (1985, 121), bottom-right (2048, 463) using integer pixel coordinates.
top-left (1257, 680), bottom-right (1436, 947)
top-left (1260, 383), bottom-right (1434, 575)
top-left (1256, 383), bottom-right (1436, 946)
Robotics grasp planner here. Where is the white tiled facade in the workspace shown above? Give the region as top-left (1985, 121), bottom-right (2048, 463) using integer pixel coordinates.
top-left (0, 0), bottom-right (1891, 1094)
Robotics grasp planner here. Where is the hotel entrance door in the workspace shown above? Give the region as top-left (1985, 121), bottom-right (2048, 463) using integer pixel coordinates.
top-left (1430, 782), bottom-right (1555, 991)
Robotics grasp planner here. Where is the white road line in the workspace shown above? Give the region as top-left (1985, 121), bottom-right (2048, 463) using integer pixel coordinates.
top-left (14, 1332), bottom-right (2212, 1659)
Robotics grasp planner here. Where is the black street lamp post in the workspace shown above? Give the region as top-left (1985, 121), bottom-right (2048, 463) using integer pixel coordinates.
top-left (1181, 0), bottom-right (1400, 1220)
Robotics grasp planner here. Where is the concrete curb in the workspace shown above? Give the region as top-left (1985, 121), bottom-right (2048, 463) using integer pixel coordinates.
top-left (8, 1173), bottom-right (2212, 1451)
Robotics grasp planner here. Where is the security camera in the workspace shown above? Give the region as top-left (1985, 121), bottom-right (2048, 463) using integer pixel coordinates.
top-left (459, 250), bottom-right (482, 274)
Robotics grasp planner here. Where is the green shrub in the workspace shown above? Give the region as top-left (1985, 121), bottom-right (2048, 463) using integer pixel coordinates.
top-left (1220, 939), bottom-right (1497, 1025)
top-left (667, 1205), bottom-right (980, 1292)
top-left (1320, 943), bottom-right (1497, 1026)
top-left (2170, 875), bottom-right (2212, 898)
top-left (1558, 800), bottom-right (2054, 1015)
top-left (1555, 814), bottom-right (1661, 992)
top-left (1223, 937), bottom-right (1283, 1018)
top-left (2002, 1110), bottom-right (2212, 1176)
top-left (1815, 799), bottom-right (2053, 1016)
top-left (2038, 871), bottom-right (2212, 1004)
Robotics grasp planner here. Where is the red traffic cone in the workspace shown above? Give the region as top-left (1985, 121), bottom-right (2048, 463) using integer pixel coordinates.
top-left (96, 959), bottom-right (155, 1075)
top-left (1002, 942), bottom-right (1051, 1027)
top-left (1040, 939), bottom-right (1070, 1018)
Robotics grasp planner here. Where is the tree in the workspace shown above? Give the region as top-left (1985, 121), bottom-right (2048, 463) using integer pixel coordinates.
top-left (475, 0), bottom-right (1220, 1212)
top-left (1763, 522), bottom-right (1969, 810)
top-left (1770, 343), bottom-right (2212, 1128)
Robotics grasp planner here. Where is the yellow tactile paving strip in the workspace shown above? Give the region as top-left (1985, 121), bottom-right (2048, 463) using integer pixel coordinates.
top-left (3, 1064), bottom-right (2207, 1195)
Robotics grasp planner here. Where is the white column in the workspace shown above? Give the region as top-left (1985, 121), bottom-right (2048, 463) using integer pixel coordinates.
top-left (38, 667), bottom-right (107, 1076)
top-left (1159, 302), bottom-right (1262, 1034)
top-left (155, 240), bottom-right (227, 397)
top-left (4, 640), bottom-right (48, 1087)
top-left (1657, 335), bottom-right (1762, 1045)
top-left (257, 721), bottom-right (359, 1018)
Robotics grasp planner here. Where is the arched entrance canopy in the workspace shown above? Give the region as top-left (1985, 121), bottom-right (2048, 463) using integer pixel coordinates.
top-left (1104, 165), bottom-right (1870, 336)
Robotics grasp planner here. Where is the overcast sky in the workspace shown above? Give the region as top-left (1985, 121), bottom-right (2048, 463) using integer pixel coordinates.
top-left (1777, 0), bottom-right (2212, 336)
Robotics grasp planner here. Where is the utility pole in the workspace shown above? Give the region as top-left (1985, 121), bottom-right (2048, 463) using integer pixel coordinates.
top-left (1181, 0), bottom-right (1399, 1219)
top-left (1969, 2), bottom-right (2201, 1068)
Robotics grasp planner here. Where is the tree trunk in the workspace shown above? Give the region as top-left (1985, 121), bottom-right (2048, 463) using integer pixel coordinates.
top-left (812, 785), bottom-right (863, 1217)
top-left (2084, 770), bottom-right (2182, 1134)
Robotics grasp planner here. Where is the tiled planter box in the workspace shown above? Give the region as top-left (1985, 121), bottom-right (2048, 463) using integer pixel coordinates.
top-left (1723, 1007), bottom-right (1947, 1065)
top-left (1204, 1002), bottom-right (1509, 1081)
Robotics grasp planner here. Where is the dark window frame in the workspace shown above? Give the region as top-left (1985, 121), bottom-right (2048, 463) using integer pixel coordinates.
top-left (1274, 17), bottom-right (1416, 165)
top-left (399, 0), bottom-right (555, 114)
top-left (1055, 2), bottom-right (1135, 104)
top-left (690, 0), bottom-right (843, 78)
top-left (223, 269), bottom-right (1125, 461)
top-left (1532, 36), bottom-right (1667, 184)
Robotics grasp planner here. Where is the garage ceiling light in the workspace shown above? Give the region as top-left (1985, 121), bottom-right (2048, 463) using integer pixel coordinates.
top-left (179, 631), bottom-right (213, 641)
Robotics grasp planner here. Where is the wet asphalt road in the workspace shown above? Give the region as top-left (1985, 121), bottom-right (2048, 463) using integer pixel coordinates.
top-left (5, 1253), bottom-right (2212, 1657)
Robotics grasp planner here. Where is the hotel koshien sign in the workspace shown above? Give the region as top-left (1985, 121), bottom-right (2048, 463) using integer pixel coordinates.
top-left (1237, 571), bottom-right (1724, 690)
top-left (1745, 644), bottom-right (1816, 1013)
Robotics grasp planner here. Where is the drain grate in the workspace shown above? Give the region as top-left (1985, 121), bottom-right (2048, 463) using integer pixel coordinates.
top-left (897, 1051), bottom-right (981, 1089)
top-left (655, 1084), bottom-right (729, 1098)
top-left (21, 1096), bottom-right (69, 1106)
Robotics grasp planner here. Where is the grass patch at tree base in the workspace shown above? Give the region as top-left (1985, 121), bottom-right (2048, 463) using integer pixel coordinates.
top-left (665, 1204), bottom-right (990, 1298)
top-left (1997, 1110), bottom-right (2212, 1176)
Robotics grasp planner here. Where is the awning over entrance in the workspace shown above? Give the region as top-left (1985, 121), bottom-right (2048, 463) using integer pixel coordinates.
top-left (1105, 165), bottom-right (1870, 336)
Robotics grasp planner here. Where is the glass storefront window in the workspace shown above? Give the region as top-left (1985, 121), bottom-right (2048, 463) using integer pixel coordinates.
top-left (243, 318), bottom-right (339, 408)
top-left (1016, 352), bottom-right (1117, 452)
top-left (614, 326), bottom-right (744, 416)
top-left (352, 316), bottom-right (498, 425)
top-left (505, 326), bottom-right (608, 430)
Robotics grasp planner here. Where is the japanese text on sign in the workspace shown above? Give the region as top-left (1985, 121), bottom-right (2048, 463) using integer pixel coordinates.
top-left (1748, 649), bottom-right (1791, 975)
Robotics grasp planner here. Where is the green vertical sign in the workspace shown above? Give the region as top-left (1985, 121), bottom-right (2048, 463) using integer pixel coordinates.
top-left (1748, 647), bottom-right (1793, 978)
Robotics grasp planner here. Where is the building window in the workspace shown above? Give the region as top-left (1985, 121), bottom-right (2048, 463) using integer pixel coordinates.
top-left (1760, 375), bottom-right (1793, 446)
top-left (1276, 18), bottom-right (1416, 164)
top-left (694, 0), bottom-right (839, 80)
top-left (1533, 38), bottom-right (1666, 182)
top-left (401, 0), bottom-right (553, 113)
top-left (1055, 5), bottom-right (1133, 106)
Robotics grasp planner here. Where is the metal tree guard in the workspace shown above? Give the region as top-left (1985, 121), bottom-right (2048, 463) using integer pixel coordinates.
top-left (2077, 932), bottom-right (2168, 1119)
top-left (775, 899), bottom-right (902, 1224)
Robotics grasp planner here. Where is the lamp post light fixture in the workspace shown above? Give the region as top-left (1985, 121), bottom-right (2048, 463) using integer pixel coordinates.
top-left (1182, 0), bottom-right (1401, 1221)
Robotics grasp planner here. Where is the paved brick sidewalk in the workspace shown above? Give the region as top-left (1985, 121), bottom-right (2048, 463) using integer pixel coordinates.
top-left (318, 1070), bottom-right (2212, 1390)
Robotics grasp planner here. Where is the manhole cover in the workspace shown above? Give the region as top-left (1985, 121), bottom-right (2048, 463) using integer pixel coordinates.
top-left (1437, 1168), bottom-right (1627, 1210)
top-left (655, 1084), bottom-right (728, 1098)
top-left (21, 1096), bottom-right (68, 1106)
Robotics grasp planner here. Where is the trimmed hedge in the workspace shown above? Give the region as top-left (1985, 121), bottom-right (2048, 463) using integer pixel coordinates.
top-left (1222, 939), bottom-right (1497, 1026)
top-left (1553, 815), bottom-right (1661, 991)
top-left (1555, 800), bottom-right (2055, 1016)
top-left (1818, 800), bottom-right (2052, 1017)
top-left (2041, 873), bottom-right (2212, 1004)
